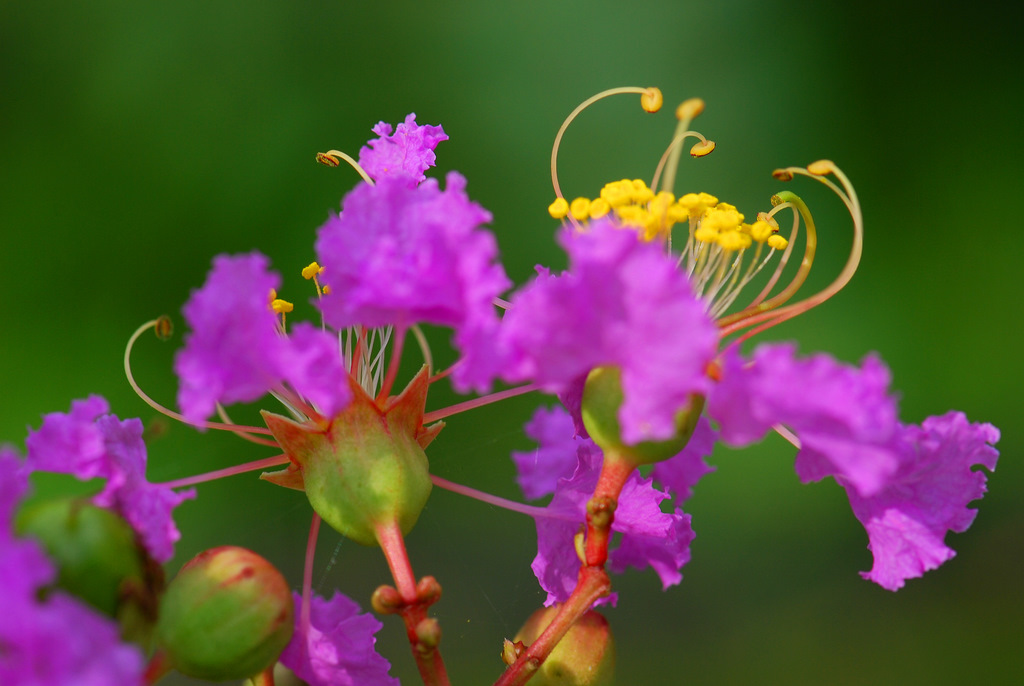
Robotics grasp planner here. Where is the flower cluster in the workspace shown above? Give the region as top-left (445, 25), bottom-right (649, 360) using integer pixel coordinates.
top-left (6, 92), bottom-right (1000, 686)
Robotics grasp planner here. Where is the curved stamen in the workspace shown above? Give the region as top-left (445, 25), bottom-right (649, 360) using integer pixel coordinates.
top-left (124, 319), bottom-right (273, 435)
top-left (718, 192), bottom-right (817, 327)
top-left (315, 149), bottom-right (374, 185)
top-left (721, 161), bottom-right (863, 341)
top-left (649, 129), bottom-right (715, 197)
top-left (550, 86), bottom-right (662, 202)
top-left (409, 324), bottom-right (434, 376)
top-left (156, 454), bottom-right (290, 489)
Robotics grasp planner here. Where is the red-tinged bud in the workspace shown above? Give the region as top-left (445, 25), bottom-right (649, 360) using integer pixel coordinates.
top-left (513, 606), bottom-right (615, 686)
top-left (154, 546), bottom-right (293, 681)
top-left (16, 497), bottom-right (159, 641)
top-left (261, 367), bottom-right (439, 546)
top-left (582, 365), bottom-right (704, 465)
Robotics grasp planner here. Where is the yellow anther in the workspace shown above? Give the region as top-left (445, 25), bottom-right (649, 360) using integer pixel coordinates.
top-left (694, 226), bottom-right (719, 244)
top-left (316, 152), bottom-right (341, 167)
top-left (302, 262), bottom-right (323, 280)
top-left (640, 87), bottom-right (663, 113)
top-left (269, 288), bottom-right (278, 302)
top-left (718, 231), bottom-right (750, 252)
top-left (601, 180), bottom-right (633, 207)
top-left (666, 203), bottom-right (689, 223)
top-left (569, 197), bottom-right (591, 221)
top-left (767, 234), bottom-right (789, 250)
top-left (678, 192), bottom-right (718, 216)
top-left (749, 220), bottom-right (775, 242)
top-left (690, 140), bottom-right (716, 157)
top-left (703, 206), bottom-right (744, 231)
top-left (772, 169), bottom-right (795, 181)
top-left (590, 197), bottom-right (611, 219)
top-left (630, 179), bottom-right (655, 204)
top-left (271, 299), bottom-right (294, 314)
top-left (154, 315), bottom-right (174, 341)
top-left (323, 285), bottom-right (332, 295)
top-left (548, 197), bottom-right (569, 219)
top-left (807, 159), bottom-right (834, 176)
top-left (675, 98), bottom-right (705, 121)
top-left (649, 191), bottom-right (675, 218)
top-left (614, 205), bottom-right (644, 226)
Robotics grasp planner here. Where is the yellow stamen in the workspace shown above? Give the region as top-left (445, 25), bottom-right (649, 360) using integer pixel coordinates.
top-left (302, 262), bottom-right (323, 280)
top-left (640, 87), bottom-right (664, 113)
top-left (271, 299), bottom-right (294, 314)
top-left (569, 197), bottom-right (591, 221)
top-left (154, 315), bottom-right (174, 341)
top-left (315, 149), bottom-right (374, 185)
top-left (548, 197), bottom-right (569, 219)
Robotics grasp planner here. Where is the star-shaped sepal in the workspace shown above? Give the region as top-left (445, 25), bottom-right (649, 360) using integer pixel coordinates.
top-left (260, 366), bottom-right (442, 546)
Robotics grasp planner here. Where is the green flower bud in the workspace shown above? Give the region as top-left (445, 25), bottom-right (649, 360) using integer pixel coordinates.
top-left (155, 546), bottom-right (293, 681)
top-left (16, 497), bottom-right (159, 641)
top-left (261, 367), bottom-right (439, 546)
top-left (514, 606), bottom-right (615, 686)
top-left (582, 365), bottom-right (704, 465)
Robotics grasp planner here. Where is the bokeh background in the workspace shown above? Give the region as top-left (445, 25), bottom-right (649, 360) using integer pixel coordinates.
top-left (2, 1), bottom-right (1021, 684)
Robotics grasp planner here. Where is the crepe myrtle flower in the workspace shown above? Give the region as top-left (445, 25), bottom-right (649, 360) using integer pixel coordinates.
top-left (124, 113), bottom-right (516, 684)
top-left (496, 86), bottom-right (999, 596)
top-left (0, 446), bottom-right (146, 685)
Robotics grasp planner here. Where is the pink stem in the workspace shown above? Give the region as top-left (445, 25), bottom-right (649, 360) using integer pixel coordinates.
top-left (156, 454), bottom-right (290, 489)
top-left (423, 383), bottom-right (538, 423)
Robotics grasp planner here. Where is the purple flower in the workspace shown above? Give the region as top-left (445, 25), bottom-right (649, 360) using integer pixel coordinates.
top-left (650, 416), bottom-right (717, 503)
top-left (0, 448), bottom-right (145, 685)
top-left (515, 406), bottom-right (699, 606)
top-left (24, 396), bottom-right (194, 562)
top-left (848, 412), bottom-right (999, 590)
top-left (279, 592), bottom-right (399, 686)
top-left (707, 343), bottom-right (999, 589)
top-left (499, 220), bottom-right (718, 444)
top-left (315, 172), bottom-right (510, 391)
top-left (175, 252), bottom-right (350, 424)
top-left (358, 113), bottom-right (448, 186)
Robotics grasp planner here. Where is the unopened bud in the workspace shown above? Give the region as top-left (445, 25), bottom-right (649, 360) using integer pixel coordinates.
top-left (16, 497), bottom-right (157, 639)
top-left (155, 546), bottom-right (293, 681)
top-left (514, 606), bottom-right (615, 686)
top-left (371, 584), bottom-right (403, 614)
top-left (581, 366), bottom-right (705, 465)
top-left (417, 575), bottom-right (443, 606)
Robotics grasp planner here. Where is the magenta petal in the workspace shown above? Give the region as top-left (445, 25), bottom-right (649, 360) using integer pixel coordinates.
top-left (24, 395), bottom-right (110, 479)
top-left (708, 343), bottom-right (901, 497)
top-left (501, 220), bottom-right (717, 443)
top-left (651, 416), bottom-right (717, 504)
top-left (357, 113), bottom-right (448, 186)
top-left (280, 592), bottom-right (398, 686)
top-left (315, 172), bottom-right (509, 391)
top-left (283, 323), bottom-right (351, 418)
top-left (511, 405), bottom-right (594, 500)
top-left (175, 252), bottom-right (287, 424)
top-left (848, 412), bottom-right (999, 590)
top-left (92, 414), bottom-right (194, 563)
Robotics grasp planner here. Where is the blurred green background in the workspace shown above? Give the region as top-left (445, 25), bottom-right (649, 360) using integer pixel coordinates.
top-left (2, 1), bottom-right (1021, 684)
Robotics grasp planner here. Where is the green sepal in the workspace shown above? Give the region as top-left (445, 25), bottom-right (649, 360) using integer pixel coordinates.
top-left (582, 365), bottom-right (704, 466)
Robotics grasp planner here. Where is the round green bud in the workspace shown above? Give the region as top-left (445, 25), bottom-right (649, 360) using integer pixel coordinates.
top-left (582, 365), bottom-right (705, 465)
top-left (155, 546), bottom-right (294, 681)
top-left (514, 606), bottom-right (615, 686)
top-left (16, 497), bottom-right (158, 639)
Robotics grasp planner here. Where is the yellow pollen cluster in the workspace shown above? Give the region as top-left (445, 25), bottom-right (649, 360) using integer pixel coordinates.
top-left (549, 180), bottom-right (789, 251)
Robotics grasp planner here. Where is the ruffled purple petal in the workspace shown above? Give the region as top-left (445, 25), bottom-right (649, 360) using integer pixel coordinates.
top-left (511, 405), bottom-right (593, 500)
top-left (501, 220), bottom-right (717, 444)
top-left (175, 253), bottom-right (352, 424)
top-left (357, 113), bottom-right (448, 187)
top-left (315, 172), bottom-right (509, 391)
top-left (651, 416), bottom-right (717, 504)
top-left (23, 401), bottom-right (192, 563)
top-left (708, 343), bottom-right (900, 498)
top-left (279, 592), bottom-right (398, 686)
top-left (24, 395), bottom-right (110, 479)
top-left (846, 412), bottom-right (999, 590)
top-left (530, 440), bottom-right (693, 605)
top-left (175, 252), bottom-right (287, 424)
top-left (1, 449), bottom-right (144, 685)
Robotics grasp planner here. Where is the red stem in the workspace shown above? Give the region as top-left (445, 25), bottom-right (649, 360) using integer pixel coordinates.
top-left (493, 452), bottom-right (634, 686)
top-left (376, 520), bottom-right (451, 686)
